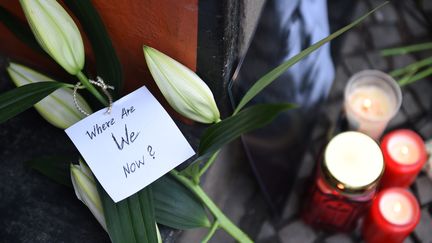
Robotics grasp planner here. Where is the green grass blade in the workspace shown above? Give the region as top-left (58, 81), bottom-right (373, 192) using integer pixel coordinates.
top-left (390, 56), bottom-right (432, 77)
top-left (0, 82), bottom-right (67, 124)
top-left (398, 66), bottom-right (432, 86)
top-left (64, 0), bottom-right (123, 97)
top-left (381, 42), bottom-right (432, 56)
top-left (233, 1), bottom-right (388, 114)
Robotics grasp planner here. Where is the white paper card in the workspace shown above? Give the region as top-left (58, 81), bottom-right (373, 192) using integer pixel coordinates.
top-left (66, 86), bottom-right (195, 202)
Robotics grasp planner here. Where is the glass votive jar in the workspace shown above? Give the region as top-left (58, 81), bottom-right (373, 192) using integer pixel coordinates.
top-left (302, 131), bottom-right (384, 232)
top-left (344, 70), bottom-right (402, 140)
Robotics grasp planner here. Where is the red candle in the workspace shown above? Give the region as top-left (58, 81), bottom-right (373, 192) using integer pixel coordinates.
top-left (362, 188), bottom-right (420, 243)
top-left (380, 129), bottom-right (427, 188)
top-left (303, 132), bottom-right (384, 232)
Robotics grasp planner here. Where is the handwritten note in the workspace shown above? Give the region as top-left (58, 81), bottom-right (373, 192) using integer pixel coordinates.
top-left (66, 86), bottom-right (195, 202)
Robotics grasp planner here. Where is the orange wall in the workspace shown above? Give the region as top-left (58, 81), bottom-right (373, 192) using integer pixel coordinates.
top-left (0, 0), bottom-right (198, 94)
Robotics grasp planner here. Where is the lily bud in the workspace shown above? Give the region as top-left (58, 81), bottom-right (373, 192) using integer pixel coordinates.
top-left (20, 0), bottom-right (84, 75)
top-left (7, 62), bottom-right (91, 129)
top-left (143, 46), bottom-right (220, 124)
top-left (71, 159), bottom-right (107, 232)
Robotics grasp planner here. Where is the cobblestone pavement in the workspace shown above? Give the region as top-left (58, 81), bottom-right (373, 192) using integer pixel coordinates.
top-left (179, 1), bottom-right (432, 242)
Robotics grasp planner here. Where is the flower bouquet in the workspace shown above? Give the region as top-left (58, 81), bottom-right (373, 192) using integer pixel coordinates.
top-left (0, 1), bottom-right (387, 242)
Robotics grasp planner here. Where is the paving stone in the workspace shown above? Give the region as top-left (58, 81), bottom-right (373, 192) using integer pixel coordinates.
top-left (344, 56), bottom-right (372, 74)
top-left (256, 221), bottom-right (277, 242)
top-left (278, 220), bottom-right (316, 243)
top-left (403, 236), bottom-right (415, 243)
top-left (414, 176), bottom-right (432, 206)
top-left (391, 55), bottom-right (417, 70)
top-left (373, 4), bottom-right (398, 23)
top-left (413, 208), bottom-right (432, 242)
top-left (297, 152), bottom-right (316, 179)
top-left (328, 67), bottom-right (349, 100)
top-left (387, 111), bottom-right (407, 130)
top-left (419, 122), bottom-right (432, 141)
top-left (400, 90), bottom-right (423, 118)
top-left (366, 51), bottom-right (389, 71)
top-left (281, 188), bottom-right (301, 220)
top-left (341, 32), bottom-right (368, 55)
top-left (369, 25), bottom-right (401, 49)
top-left (408, 81), bottom-right (432, 110)
top-left (402, 9), bottom-right (429, 37)
top-left (324, 233), bottom-right (353, 243)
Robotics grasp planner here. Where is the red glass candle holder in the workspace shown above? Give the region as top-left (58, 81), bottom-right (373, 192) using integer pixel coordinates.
top-left (302, 132), bottom-right (384, 232)
top-left (380, 129), bottom-right (427, 188)
top-left (362, 188), bottom-right (420, 243)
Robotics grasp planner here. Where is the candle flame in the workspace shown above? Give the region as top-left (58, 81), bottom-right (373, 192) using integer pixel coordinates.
top-left (393, 202), bottom-right (402, 213)
top-left (337, 183), bottom-right (345, 190)
top-left (401, 146), bottom-right (409, 156)
top-left (362, 98), bottom-right (372, 110)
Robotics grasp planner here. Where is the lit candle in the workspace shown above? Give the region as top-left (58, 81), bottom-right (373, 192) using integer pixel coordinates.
top-left (362, 188), bottom-right (420, 243)
top-left (302, 132), bottom-right (384, 232)
top-left (380, 129), bottom-right (427, 188)
top-left (344, 70), bottom-right (402, 140)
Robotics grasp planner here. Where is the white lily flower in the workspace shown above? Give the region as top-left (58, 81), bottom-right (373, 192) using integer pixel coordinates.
top-left (20, 0), bottom-right (84, 75)
top-left (70, 159), bottom-right (107, 232)
top-left (7, 62), bottom-right (91, 129)
top-left (143, 46), bottom-right (220, 124)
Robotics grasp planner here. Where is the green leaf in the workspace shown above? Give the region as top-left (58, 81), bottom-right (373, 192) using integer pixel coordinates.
top-left (198, 103), bottom-right (295, 160)
top-left (97, 183), bottom-right (158, 243)
top-left (0, 81), bottom-right (67, 124)
top-left (389, 56), bottom-right (432, 78)
top-left (398, 66), bottom-right (432, 86)
top-left (0, 6), bottom-right (45, 54)
top-left (381, 42), bottom-right (432, 56)
top-left (26, 155), bottom-right (73, 187)
top-left (233, 1), bottom-right (389, 114)
top-left (24, 155), bottom-right (209, 230)
top-left (64, 0), bottom-right (123, 97)
top-left (153, 175), bottom-right (211, 229)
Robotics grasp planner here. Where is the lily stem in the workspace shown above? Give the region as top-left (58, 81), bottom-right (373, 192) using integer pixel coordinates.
top-left (202, 221), bottom-right (220, 243)
top-left (193, 151), bottom-right (219, 184)
top-left (76, 71), bottom-right (108, 106)
top-left (170, 171), bottom-right (253, 243)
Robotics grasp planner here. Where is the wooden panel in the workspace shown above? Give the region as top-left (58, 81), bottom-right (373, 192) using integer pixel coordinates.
top-left (0, 0), bottom-right (198, 93)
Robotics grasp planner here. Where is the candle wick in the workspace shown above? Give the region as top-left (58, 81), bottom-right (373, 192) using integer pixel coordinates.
top-left (393, 202), bottom-right (402, 213)
top-left (362, 98), bottom-right (372, 110)
top-left (401, 146), bottom-right (409, 156)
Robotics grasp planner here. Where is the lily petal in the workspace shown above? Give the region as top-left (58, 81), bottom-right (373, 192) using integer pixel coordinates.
top-left (7, 62), bottom-right (91, 128)
top-left (20, 0), bottom-right (84, 74)
top-left (143, 46), bottom-right (220, 124)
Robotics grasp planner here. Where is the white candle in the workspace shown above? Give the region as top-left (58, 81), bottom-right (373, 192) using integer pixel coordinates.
top-left (379, 191), bottom-right (414, 225)
top-left (388, 137), bottom-right (420, 165)
top-left (325, 131), bottom-right (384, 189)
top-left (344, 70), bottom-right (402, 140)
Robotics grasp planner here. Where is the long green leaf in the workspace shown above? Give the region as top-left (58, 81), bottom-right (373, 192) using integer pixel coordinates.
top-left (233, 1), bottom-right (388, 114)
top-left (0, 6), bottom-right (45, 54)
top-left (25, 155), bottom-right (210, 229)
top-left (64, 0), bottom-right (123, 97)
top-left (153, 175), bottom-right (211, 229)
top-left (0, 82), bottom-right (67, 124)
top-left (381, 42), bottom-right (432, 56)
top-left (98, 183), bottom-right (158, 243)
top-left (399, 66), bottom-right (432, 86)
top-left (390, 56), bottom-right (432, 77)
top-left (198, 103), bottom-right (295, 159)
top-left (26, 156), bottom-right (73, 187)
